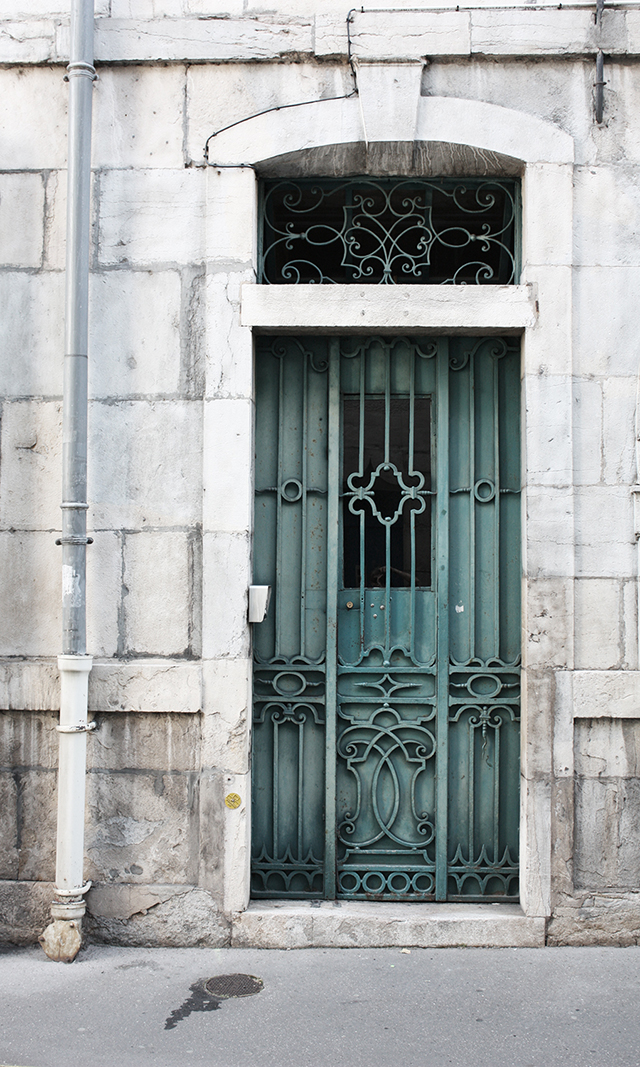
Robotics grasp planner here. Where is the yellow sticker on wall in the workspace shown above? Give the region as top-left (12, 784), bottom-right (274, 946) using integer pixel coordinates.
top-left (225, 792), bottom-right (242, 809)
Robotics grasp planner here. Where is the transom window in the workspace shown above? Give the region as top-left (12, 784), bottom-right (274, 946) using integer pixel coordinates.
top-left (259, 178), bottom-right (520, 285)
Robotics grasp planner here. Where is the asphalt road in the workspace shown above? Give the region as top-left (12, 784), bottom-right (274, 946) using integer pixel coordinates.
top-left (1, 942), bottom-right (639, 1067)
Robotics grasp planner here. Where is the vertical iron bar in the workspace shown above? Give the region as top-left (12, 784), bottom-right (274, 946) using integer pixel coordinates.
top-left (493, 723), bottom-right (501, 864)
top-left (469, 349), bottom-right (476, 658)
top-left (409, 346), bottom-right (416, 653)
top-left (275, 355), bottom-right (285, 658)
top-left (435, 340), bottom-right (450, 901)
top-left (493, 356), bottom-right (501, 656)
top-left (272, 719), bottom-right (279, 859)
top-left (324, 339), bottom-right (341, 899)
top-left (297, 719), bottom-right (304, 860)
top-left (469, 719), bottom-right (475, 865)
top-left (300, 355), bottom-right (308, 658)
top-left (384, 343), bottom-right (391, 660)
top-left (359, 350), bottom-right (366, 652)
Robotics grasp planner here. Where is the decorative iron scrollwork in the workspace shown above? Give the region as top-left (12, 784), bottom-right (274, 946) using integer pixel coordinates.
top-left (260, 178), bottom-right (519, 286)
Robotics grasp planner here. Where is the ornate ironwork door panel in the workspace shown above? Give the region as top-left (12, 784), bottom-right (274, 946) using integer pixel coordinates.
top-left (251, 335), bottom-right (520, 901)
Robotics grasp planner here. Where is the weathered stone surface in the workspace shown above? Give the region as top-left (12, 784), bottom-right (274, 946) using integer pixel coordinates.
top-left (0, 880), bottom-right (54, 944)
top-left (93, 18), bottom-right (313, 63)
top-left (574, 580), bottom-right (622, 671)
top-left (203, 399), bottom-right (252, 534)
top-left (574, 486), bottom-right (635, 578)
top-left (0, 400), bottom-right (62, 530)
top-left (89, 662), bottom-right (202, 714)
top-left (0, 172), bottom-right (44, 268)
top-left (85, 769), bottom-right (197, 884)
top-left (0, 272), bottom-right (64, 397)
top-left (352, 10), bottom-right (470, 60)
top-left (92, 65), bottom-right (185, 170)
top-left (0, 773), bottom-right (19, 878)
top-left (0, 710), bottom-right (58, 764)
top-left (0, 534), bottom-right (60, 657)
top-left (86, 885), bottom-right (230, 947)
top-left (123, 531), bottom-right (191, 656)
top-left (231, 901), bottom-right (545, 949)
top-left (524, 578), bottom-right (573, 671)
top-left (202, 531), bottom-right (251, 659)
top-left (203, 272), bottom-right (253, 400)
top-left (548, 892), bottom-right (640, 946)
top-left (98, 168), bottom-right (206, 268)
top-left (201, 659), bottom-right (251, 774)
top-left (0, 20), bottom-right (55, 63)
top-left (241, 284), bottom-right (536, 332)
top-left (16, 768), bottom-right (57, 880)
top-left (88, 713), bottom-right (200, 772)
top-left (88, 399), bottom-right (202, 529)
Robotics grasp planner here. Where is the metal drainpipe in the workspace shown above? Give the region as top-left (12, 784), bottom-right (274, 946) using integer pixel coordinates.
top-left (39, 0), bottom-right (95, 964)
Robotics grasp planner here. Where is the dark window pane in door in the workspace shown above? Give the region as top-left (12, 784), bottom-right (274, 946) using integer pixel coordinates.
top-left (342, 396), bottom-right (431, 588)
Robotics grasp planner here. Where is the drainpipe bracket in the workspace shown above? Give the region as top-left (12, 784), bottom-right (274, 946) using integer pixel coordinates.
top-left (56, 721), bottom-right (97, 734)
top-left (58, 655), bottom-right (93, 672)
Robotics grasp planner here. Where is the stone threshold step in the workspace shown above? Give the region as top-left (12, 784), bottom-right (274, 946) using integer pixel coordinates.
top-left (231, 901), bottom-right (546, 949)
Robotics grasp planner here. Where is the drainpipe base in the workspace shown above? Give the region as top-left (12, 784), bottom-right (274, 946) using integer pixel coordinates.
top-left (39, 918), bottom-right (83, 962)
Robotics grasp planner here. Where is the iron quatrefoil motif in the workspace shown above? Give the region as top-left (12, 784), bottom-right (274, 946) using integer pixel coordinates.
top-left (346, 461), bottom-right (429, 526)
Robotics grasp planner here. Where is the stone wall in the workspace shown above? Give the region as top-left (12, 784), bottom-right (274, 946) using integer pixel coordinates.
top-left (2, 0), bottom-right (640, 946)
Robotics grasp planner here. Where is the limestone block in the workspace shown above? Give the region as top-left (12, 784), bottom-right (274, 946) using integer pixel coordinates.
top-left (85, 531), bottom-right (120, 658)
top-left (201, 531), bottom-right (251, 658)
top-left (314, 12), bottom-right (346, 57)
top-left (574, 718), bottom-right (640, 890)
top-left (201, 658), bottom-right (251, 772)
top-left (93, 17), bottom-right (313, 63)
top-left (470, 8), bottom-right (620, 56)
top-left (17, 768), bottom-right (57, 880)
top-left (98, 168), bottom-right (206, 267)
top-left (222, 768), bottom-right (250, 914)
top-left (622, 579), bottom-right (638, 671)
top-left (89, 660), bottom-right (202, 713)
top-left (574, 579), bottom-right (622, 671)
top-left (122, 531), bottom-right (191, 656)
top-left (572, 378), bottom-right (602, 487)
top-left (86, 884), bottom-right (229, 947)
top-left (88, 399), bottom-right (202, 529)
top-left (0, 20), bottom-right (55, 63)
top-left (0, 880), bottom-right (54, 945)
top-left (520, 266), bottom-right (572, 378)
top-left (187, 0), bottom-right (243, 15)
top-left (0, 774), bottom-right (18, 878)
top-left (573, 669), bottom-right (640, 718)
top-left (518, 775), bottom-right (552, 917)
top-left (0, 710), bottom-right (58, 765)
top-left (0, 534), bottom-right (60, 656)
top-left (205, 167), bottom-right (256, 268)
top-left (187, 62), bottom-right (350, 165)
top-left (608, 61), bottom-right (640, 166)
top-left (574, 485), bottom-right (635, 578)
top-left (520, 668), bottom-right (554, 779)
top-left (197, 765), bottom-right (225, 899)
top-left (43, 169), bottom-right (66, 271)
top-left (111, 0), bottom-right (184, 18)
top-left (417, 96), bottom-right (573, 166)
top-left (0, 68), bottom-right (67, 170)
top-left (573, 266), bottom-right (640, 377)
top-left (204, 273), bottom-right (253, 399)
top-left (89, 270), bottom-right (182, 398)
top-left (92, 66), bottom-right (185, 170)
top-left (0, 0), bottom-right (108, 12)
top-left (0, 173), bottom-right (44, 268)
top-left (552, 670), bottom-right (575, 778)
top-left (357, 63), bottom-right (424, 145)
top-left (522, 164), bottom-right (573, 268)
top-left (547, 892), bottom-right (640, 947)
top-left (523, 576), bottom-right (573, 670)
top-left (525, 487), bottom-right (575, 578)
top-left (422, 58), bottom-right (591, 164)
top-left (352, 10), bottom-right (470, 60)
top-left (241, 283), bottom-right (536, 332)
top-left (0, 666), bottom-right (59, 712)
top-left (88, 712), bottom-right (200, 771)
top-left (602, 376), bottom-right (637, 486)
top-left (85, 770), bottom-right (197, 884)
top-left (231, 901), bottom-right (545, 949)
top-left (523, 374), bottom-right (572, 488)
top-left (0, 400), bottom-right (61, 530)
top-left (574, 164), bottom-right (640, 268)
top-left (0, 272), bottom-right (64, 396)
top-left (203, 399), bottom-right (252, 533)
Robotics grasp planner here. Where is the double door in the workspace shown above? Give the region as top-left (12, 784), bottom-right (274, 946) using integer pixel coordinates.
top-left (251, 335), bottom-right (520, 901)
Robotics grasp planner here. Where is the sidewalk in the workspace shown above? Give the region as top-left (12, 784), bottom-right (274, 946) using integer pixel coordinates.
top-left (1, 942), bottom-right (639, 1067)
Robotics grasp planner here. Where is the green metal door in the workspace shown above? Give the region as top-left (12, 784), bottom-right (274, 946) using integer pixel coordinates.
top-left (251, 335), bottom-right (520, 901)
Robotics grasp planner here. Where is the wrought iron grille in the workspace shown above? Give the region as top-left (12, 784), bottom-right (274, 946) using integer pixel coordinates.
top-left (259, 178), bottom-right (520, 285)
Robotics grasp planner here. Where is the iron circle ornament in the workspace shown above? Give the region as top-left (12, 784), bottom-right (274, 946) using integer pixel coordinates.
top-left (280, 478), bottom-right (303, 502)
top-left (473, 479), bottom-right (496, 502)
top-left (467, 674), bottom-right (502, 699)
top-left (272, 671), bottom-right (307, 697)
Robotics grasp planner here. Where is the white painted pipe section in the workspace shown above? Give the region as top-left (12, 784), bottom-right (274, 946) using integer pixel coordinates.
top-left (51, 655), bottom-right (94, 919)
top-left (634, 371), bottom-right (640, 667)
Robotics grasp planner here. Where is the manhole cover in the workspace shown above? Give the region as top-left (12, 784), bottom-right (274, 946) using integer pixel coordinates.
top-left (205, 974), bottom-right (264, 1000)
